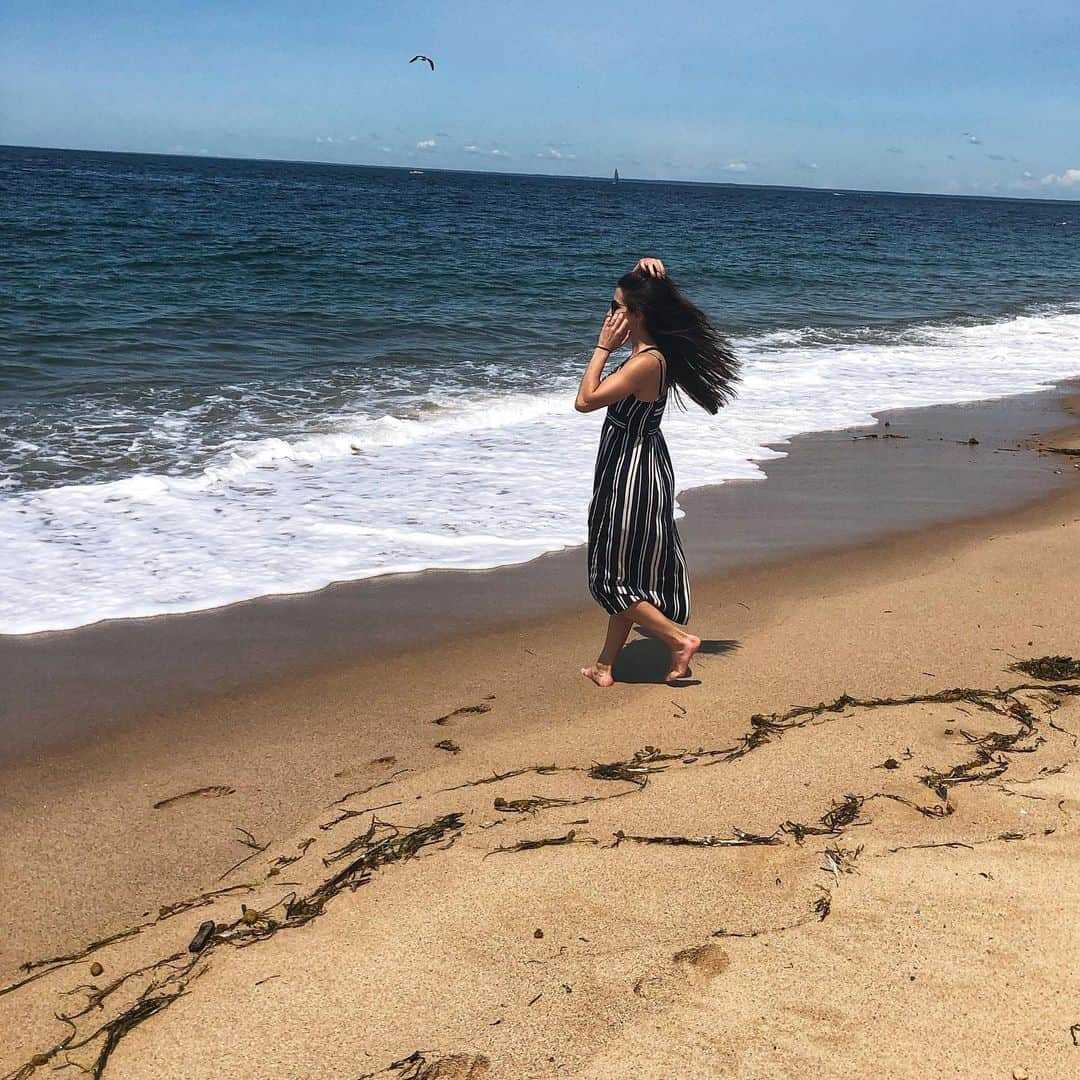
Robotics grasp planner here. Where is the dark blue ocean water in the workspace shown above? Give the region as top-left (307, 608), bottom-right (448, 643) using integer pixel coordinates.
top-left (2, 145), bottom-right (1079, 633)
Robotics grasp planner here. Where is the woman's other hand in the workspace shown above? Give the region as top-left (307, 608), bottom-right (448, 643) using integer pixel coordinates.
top-left (598, 311), bottom-right (630, 351)
top-left (634, 257), bottom-right (667, 278)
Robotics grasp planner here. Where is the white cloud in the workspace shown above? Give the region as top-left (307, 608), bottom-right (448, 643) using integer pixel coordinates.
top-left (381, 146), bottom-right (392, 153)
top-left (1023, 170), bottom-right (1034, 179)
top-left (417, 138), bottom-right (436, 150)
top-left (491, 148), bottom-right (509, 157)
top-left (348, 135), bottom-right (358, 142)
top-left (723, 161), bottom-right (748, 172)
top-left (463, 144), bottom-right (479, 153)
top-left (537, 148), bottom-right (563, 159)
top-left (1042, 168), bottom-right (1080, 186)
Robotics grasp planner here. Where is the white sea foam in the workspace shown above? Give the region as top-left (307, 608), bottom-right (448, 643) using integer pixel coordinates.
top-left (3, 307), bottom-right (1080, 634)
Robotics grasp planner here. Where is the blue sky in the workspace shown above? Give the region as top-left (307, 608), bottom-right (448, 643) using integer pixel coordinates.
top-left (3, 0), bottom-right (1079, 197)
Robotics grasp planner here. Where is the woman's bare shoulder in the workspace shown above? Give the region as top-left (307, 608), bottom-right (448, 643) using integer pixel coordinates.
top-left (628, 347), bottom-right (666, 402)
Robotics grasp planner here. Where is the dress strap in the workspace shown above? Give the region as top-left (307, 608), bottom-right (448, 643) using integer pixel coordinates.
top-left (635, 346), bottom-right (666, 397)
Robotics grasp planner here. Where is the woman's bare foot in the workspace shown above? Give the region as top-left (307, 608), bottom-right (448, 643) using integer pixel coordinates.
top-left (666, 633), bottom-right (701, 682)
top-left (581, 662), bottom-right (615, 687)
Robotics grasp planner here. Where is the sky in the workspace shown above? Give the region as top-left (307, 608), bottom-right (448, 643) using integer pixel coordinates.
top-left (2, 0), bottom-right (1079, 198)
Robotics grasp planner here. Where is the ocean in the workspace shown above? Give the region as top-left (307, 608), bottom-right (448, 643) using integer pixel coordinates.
top-left (2, 144), bottom-right (1079, 635)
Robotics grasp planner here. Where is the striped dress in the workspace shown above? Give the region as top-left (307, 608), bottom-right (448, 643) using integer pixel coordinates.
top-left (587, 348), bottom-right (691, 624)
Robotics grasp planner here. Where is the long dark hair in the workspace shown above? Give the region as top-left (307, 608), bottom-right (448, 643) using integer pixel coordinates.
top-left (616, 269), bottom-right (739, 414)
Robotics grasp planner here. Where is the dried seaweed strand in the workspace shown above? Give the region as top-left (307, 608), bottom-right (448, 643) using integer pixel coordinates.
top-left (8, 665), bottom-right (1077, 1075)
top-left (328, 768), bottom-right (413, 808)
top-left (267, 838), bottom-right (316, 877)
top-left (484, 829), bottom-right (599, 858)
top-left (702, 681), bottom-right (1079, 765)
top-left (866, 791), bottom-right (953, 818)
top-left (216, 827), bottom-right (270, 881)
top-left (782, 793), bottom-right (872, 843)
top-left (492, 783), bottom-right (640, 815)
top-left (610, 828), bottom-right (781, 848)
top-left (57, 949), bottom-right (188, 1021)
top-left (7, 815), bottom-right (468, 1078)
top-left (439, 763), bottom-right (570, 792)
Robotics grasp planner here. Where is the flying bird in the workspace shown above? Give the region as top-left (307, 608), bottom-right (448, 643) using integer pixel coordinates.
top-left (410, 55), bottom-right (435, 71)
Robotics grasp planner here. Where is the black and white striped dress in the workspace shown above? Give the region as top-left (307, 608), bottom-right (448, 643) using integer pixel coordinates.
top-left (587, 348), bottom-right (691, 624)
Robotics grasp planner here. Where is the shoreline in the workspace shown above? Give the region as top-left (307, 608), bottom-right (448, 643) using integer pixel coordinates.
top-left (3, 380), bottom-right (1079, 761)
top-left (2, 375), bottom-right (1079, 1075)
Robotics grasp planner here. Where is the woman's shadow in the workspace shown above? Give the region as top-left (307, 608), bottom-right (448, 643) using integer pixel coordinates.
top-left (612, 630), bottom-right (739, 685)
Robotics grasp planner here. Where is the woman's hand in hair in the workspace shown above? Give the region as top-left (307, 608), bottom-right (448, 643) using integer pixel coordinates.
top-left (634, 257), bottom-right (667, 278)
top-left (598, 311), bottom-right (630, 352)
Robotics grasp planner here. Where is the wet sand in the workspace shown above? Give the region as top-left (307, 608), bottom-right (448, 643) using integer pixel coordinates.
top-left (2, 386), bottom-right (1079, 1078)
top-left (2, 385), bottom-right (1076, 758)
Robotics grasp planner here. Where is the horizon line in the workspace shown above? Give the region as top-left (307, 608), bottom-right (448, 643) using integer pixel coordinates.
top-left (3, 142), bottom-right (1078, 206)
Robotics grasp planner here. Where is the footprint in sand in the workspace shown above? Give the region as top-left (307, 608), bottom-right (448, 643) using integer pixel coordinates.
top-left (672, 943), bottom-right (731, 980)
top-left (152, 785), bottom-right (235, 809)
top-left (633, 942), bottom-right (731, 999)
top-left (433, 701), bottom-right (493, 726)
top-left (334, 755), bottom-right (397, 779)
top-left (417, 1054), bottom-right (491, 1079)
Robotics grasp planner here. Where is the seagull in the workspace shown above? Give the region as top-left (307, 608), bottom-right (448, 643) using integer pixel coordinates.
top-left (410, 55), bottom-right (435, 71)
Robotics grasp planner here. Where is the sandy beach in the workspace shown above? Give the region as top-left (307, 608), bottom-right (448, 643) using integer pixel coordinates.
top-left (3, 388), bottom-right (1080, 1079)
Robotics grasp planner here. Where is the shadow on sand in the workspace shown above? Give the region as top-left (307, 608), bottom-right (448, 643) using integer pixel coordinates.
top-left (612, 632), bottom-right (740, 685)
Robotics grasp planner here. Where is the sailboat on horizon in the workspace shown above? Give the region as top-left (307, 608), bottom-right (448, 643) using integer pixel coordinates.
top-left (613, 167), bottom-right (620, 184)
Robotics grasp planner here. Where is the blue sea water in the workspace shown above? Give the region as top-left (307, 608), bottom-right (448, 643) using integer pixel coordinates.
top-left (2, 145), bottom-right (1079, 633)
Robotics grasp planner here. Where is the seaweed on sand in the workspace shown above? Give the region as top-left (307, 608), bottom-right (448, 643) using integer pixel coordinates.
top-left (439, 764), bottom-right (568, 792)
top-left (782, 793), bottom-right (868, 843)
top-left (484, 829), bottom-right (599, 858)
top-left (1009, 655), bottom-right (1080, 681)
top-left (821, 843), bottom-right (864, 885)
top-left (217, 827), bottom-right (269, 881)
top-left (610, 828), bottom-right (781, 848)
top-left (357, 1050), bottom-right (491, 1079)
top-left (920, 750), bottom-right (1010, 801)
top-left (267, 837), bottom-right (316, 876)
top-left (8, 662), bottom-right (1078, 1076)
top-left (5, 957), bottom-right (206, 1080)
top-left (707, 680), bottom-right (1080, 765)
top-left (3, 815), bottom-right (465, 1079)
top-left (493, 795), bottom-right (577, 814)
top-left (492, 782), bottom-right (641, 815)
top-left (588, 745), bottom-right (678, 785)
top-left (328, 769), bottom-right (413, 807)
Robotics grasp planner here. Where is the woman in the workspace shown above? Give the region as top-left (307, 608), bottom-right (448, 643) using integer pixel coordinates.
top-left (576, 257), bottom-right (739, 686)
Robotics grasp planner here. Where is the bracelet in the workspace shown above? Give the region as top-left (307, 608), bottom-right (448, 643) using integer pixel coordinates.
top-left (594, 344), bottom-right (612, 354)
